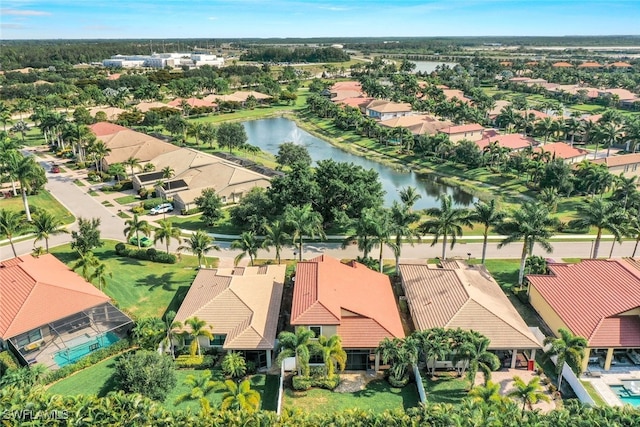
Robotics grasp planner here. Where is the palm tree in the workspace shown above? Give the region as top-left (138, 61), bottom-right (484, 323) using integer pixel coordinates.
top-left (569, 198), bottom-right (626, 259)
top-left (468, 380), bottom-right (503, 405)
top-left (178, 230), bottom-right (219, 267)
top-left (31, 210), bottom-right (68, 253)
top-left (389, 201), bottom-right (421, 273)
top-left (469, 199), bottom-right (505, 264)
top-left (398, 186), bottom-right (421, 211)
top-left (89, 262), bottom-right (111, 291)
top-left (507, 376), bottom-right (550, 415)
top-left (220, 379), bottom-right (261, 413)
top-left (162, 310), bottom-right (183, 359)
top-left (173, 371), bottom-right (218, 408)
top-left (161, 166), bottom-right (175, 194)
top-left (377, 337), bottom-right (418, 385)
top-left (182, 316), bottom-right (213, 357)
top-left (153, 219), bottom-right (182, 254)
top-left (221, 351), bottom-right (247, 379)
top-left (86, 139), bottom-right (111, 173)
top-left (498, 202), bottom-right (555, 286)
top-left (261, 220), bottom-right (290, 264)
top-left (415, 328), bottom-right (449, 377)
top-left (543, 328), bottom-right (588, 389)
top-left (418, 194), bottom-right (472, 260)
top-left (123, 214), bottom-right (151, 249)
top-left (0, 209), bottom-right (24, 257)
top-left (72, 251), bottom-right (99, 281)
top-left (453, 334), bottom-right (501, 389)
top-left (16, 155), bottom-right (43, 222)
top-left (276, 327), bottom-right (319, 376)
top-left (284, 204), bottom-right (325, 261)
top-left (108, 163), bottom-right (126, 183)
top-left (318, 335), bottom-right (347, 378)
top-left (231, 231), bottom-right (260, 266)
top-left (123, 156), bottom-right (141, 180)
top-left (594, 122), bottom-right (622, 158)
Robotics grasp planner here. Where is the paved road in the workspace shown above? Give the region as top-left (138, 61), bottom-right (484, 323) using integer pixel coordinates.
top-left (3, 149), bottom-right (638, 262)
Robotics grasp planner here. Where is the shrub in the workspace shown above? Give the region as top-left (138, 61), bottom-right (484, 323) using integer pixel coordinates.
top-left (222, 352), bottom-right (247, 379)
top-left (114, 350), bottom-right (176, 401)
top-left (292, 375), bottom-right (313, 391)
top-left (548, 384), bottom-right (557, 393)
top-left (245, 361), bottom-right (257, 375)
top-left (115, 242), bottom-right (126, 253)
top-left (0, 351), bottom-right (19, 377)
top-left (175, 355), bottom-right (216, 369)
top-left (387, 373), bottom-right (411, 388)
top-left (115, 244), bottom-right (177, 264)
top-left (181, 207), bottom-right (201, 216)
top-left (142, 198), bottom-right (166, 210)
top-left (291, 374), bottom-right (340, 391)
top-left (131, 205), bottom-right (145, 214)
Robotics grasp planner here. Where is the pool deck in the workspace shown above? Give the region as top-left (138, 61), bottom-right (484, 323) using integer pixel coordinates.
top-left (582, 370), bottom-right (640, 407)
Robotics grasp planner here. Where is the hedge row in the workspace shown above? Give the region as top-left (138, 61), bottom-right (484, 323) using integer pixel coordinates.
top-left (101, 180), bottom-right (134, 192)
top-left (175, 355), bottom-right (217, 369)
top-left (115, 243), bottom-right (177, 264)
top-left (292, 374), bottom-right (340, 391)
top-left (42, 338), bottom-right (132, 385)
top-left (0, 351), bottom-right (20, 377)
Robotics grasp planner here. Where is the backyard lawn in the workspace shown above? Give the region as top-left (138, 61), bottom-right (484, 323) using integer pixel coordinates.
top-left (422, 373), bottom-right (469, 405)
top-left (0, 190), bottom-right (75, 225)
top-left (50, 240), bottom-right (203, 319)
top-left (282, 379), bottom-right (420, 413)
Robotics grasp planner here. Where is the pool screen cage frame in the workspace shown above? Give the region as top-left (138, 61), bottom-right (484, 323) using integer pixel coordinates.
top-left (8, 302), bottom-right (133, 367)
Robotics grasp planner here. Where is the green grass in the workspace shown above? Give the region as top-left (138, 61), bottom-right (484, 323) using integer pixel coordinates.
top-left (117, 211), bottom-right (131, 219)
top-left (282, 379), bottom-right (419, 413)
top-left (480, 259), bottom-right (521, 290)
top-left (47, 353), bottom-right (126, 397)
top-left (422, 373), bottom-right (469, 404)
top-left (73, 179), bottom-right (86, 187)
top-left (114, 195), bottom-right (141, 205)
top-left (170, 210), bottom-right (244, 236)
top-left (90, 190), bottom-right (100, 197)
top-left (0, 190), bottom-right (75, 225)
top-left (50, 240), bottom-right (201, 319)
top-left (580, 380), bottom-right (607, 406)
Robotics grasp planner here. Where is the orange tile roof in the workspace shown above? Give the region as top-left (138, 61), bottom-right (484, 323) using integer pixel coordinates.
top-left (609, 61), bottom-right (632, 68)
top-left (476, 133), bottom-right (536, 151)
top-left (440, 123), bottom-right (484, 134)
top-left (167, 97), bottom-right (217, 108)
top-left (331, 81), bottom-right (362, 92)
top-left (578, 62), bottom-right (601, 68)
top-left (399, 263), bottom-right (541, 350)
top-left (336, 97), bottom-right (373, 109)
top-left (0, 255), bottom-right (111, 339)
top-left (535, 142), bottom-right (588, 160)
top-left (592, 153), bottom-right (640, 168)
top-left (173, 265), bottom-right (285, 350)
top-left (527, 259), bottom-right (640, 347)
top-left (552, 61), bottom-right (573, 68)
top-left (291, 255), bottom-right (404, 348)
top-left (366, 100), bottom-right (412, 113)
top-left (89, 122), bottom-right (129, 137)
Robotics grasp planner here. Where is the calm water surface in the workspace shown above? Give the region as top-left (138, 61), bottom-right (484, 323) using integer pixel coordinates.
top-left (242, 118), bottom-right (476, 210)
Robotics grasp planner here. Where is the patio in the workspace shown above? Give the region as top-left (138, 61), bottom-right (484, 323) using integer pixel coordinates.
top-left (581, 369), bottom-right (640, 407)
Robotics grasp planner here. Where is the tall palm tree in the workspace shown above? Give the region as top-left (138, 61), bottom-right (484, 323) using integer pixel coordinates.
top-left (594, 122), bottom-right (622, 158)
top-left (415, 328), bottom-right (449, 377)
top-left (108, 163), bottom-right (126, 183)
top-left (72, 251), bottom-right (99, 281)
top-left (453, 334), bottom-right (501, 389)
top-left (543, 328), bottom-right (588, 389)
top-left (318, 335), bottom-right (347, 378)
top-left (507, 376), bottom-right (550, 415)
top-left (161, 166), bottom-right (175, 193)
top-left (377, 337), bottom-right (418, 385)
top-left (32, 210), bottom-right (68, 253)
top-left (468, 380), bottom-right (503, 405)
top-left (0, 209), bottom-right (24, 258)
top-left (162, 310), bottom-right (183, 359)
top-left (16, 155), bottom-right (43, 222)
top-left (276, 327), bottom-right (319, 376)
top-left (231, 231), bottom-right (260, 266)
top-left (261, 220), bottom-right (290, 264)
top-left (389, 201), bottom-right (421, 274)
top-left (153, 219), bottom-right (182, 254)
top-left (469, 199), bottom-right (505, 264)
top-left (123, 156), bottom-right (141, 180)
top-left (284, 204), bottom-right (325, 261)
top-left (418, 195), bottom-right (472, 260)
top-left (220, 379), bottom-right (261, 413)
top-left (398, 186), bottom-right (421, 211)
top-left (89, 262), bottom-right (111, 291)
top-left (182, 316), bottom-right (213, 357)
top-left (178, 230), bottom-right (219, 267)
top-left (570, 198), bottom-right (626, 259)
top-left (498, 202), bottom-right (555, 286)
top-left (123, 214), bottom-right (151, 249)
top-left (86, 139), bottom-right (111, 172)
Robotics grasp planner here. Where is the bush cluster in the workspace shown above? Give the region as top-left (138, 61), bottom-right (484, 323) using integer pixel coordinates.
top-left (42, 338), bottom-right (131, 385)
top-left (181, 207), bottom-right (201, 216)
top-left (0, 351), bottom-right (20, 377)
top-left (175, 355), bottom-right (216, 369)
top-left (292, 372), bottom-right (340, 391)
top-left (115, 243), bottom-right (177, 264)
top-left (101, 180), bottom-right (134, 192)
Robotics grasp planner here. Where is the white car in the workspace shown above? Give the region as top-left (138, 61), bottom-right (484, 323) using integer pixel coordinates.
top-left (149, 203), bottom-right (174, 215)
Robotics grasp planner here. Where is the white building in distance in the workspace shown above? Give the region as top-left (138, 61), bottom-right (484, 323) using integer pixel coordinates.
top-left (102, 53), bottom-right (224, 69)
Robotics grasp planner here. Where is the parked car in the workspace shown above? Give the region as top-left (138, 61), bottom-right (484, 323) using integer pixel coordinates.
top-left (51, 163), bottom-right (60, 173)
top-left (129, 236), bottom-right (152, 247)
top-left (149, 203), bottom-right (174, 215)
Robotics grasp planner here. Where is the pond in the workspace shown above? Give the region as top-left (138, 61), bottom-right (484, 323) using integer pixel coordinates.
top-left (242, 118), bottom-right (476, 210)
top-left (410, 60), bottom-right (458, 74)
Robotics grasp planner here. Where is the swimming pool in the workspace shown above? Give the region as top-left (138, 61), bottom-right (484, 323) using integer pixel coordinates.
top-left (54, 332), bottom-right (120, 368)
top-left (609, 385), bottom-right (640, 407)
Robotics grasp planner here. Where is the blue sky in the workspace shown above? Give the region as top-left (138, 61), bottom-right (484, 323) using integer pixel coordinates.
top-left (2, 0), bottom-right (639, 40)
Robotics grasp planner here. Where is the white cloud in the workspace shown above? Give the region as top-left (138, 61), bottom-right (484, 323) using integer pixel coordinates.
top-left (1, 8), bottom-right (51, 16)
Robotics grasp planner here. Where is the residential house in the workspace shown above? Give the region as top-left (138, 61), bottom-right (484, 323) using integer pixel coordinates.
top-left (439, 123), bottom-right (485, 143)
top-left (527, 259), bottom-right (640, 372)
top-left (172, 264), bottom-right (286, 369)
top-left (290, 255), bottom-right (405, 371)
top-left (365, 100), bottom-right (413, 121)
top-left (476, 133), bottom-right (537, 152)
top-left (167, 97), bottom-right (217, 110)
top-left (592, 153), bottom-right (640, 180)
top-left (89, 106), bottom-right (126, 121)
top-left (442, 89), bottom-right (472, 104)
top-left (535, 142), bottom-right (589, 164)
top-left (135, 101), bottom-right (179, 113)
top-left (210, 91), bottom-right (272, 107)
top-left (399, 262), bottom-right (542, 370)
top-left (0, 255), bottom-right (133, 369)
top-left (552, 62), bottom-right (573, 68)
top-left (336, 97), bottom-right (374, 112)
top-left (378, 114), bottom-right (453, 136)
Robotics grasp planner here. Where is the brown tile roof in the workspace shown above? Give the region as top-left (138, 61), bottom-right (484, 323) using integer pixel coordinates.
top-left (89, 106), bottom-right (126, 121)
top-left (331, 81), bottom-right (362, 92)
top-left (134, 101), bottom-right (179, 113)
top-left (440, 123), bottom-right (484, 135)
top-left (167, 98), bottom-right (217, 108)
top-left (0, 255), bottom-right (111, 339)
top-left (97, 130), bottom-right (181, 164)
top-left (379, 114), bottom-right (452, 135)
top-left (291, 255), bottom-right (404, 348)
top-left (535, 142), bottom-right (588, 160)
top-left (578, 62), bottom-right (601, 68)
top-left (552, 62), bottom-right (573, 68)
top-left (331, 90), bottom-right (364, 102)
top-left (592, 153), bottom-right (640, 168)
top-left (366, 100), bottom-right (412, 114)
top-left (399, 263), bottom-right (541, 350)
top-left (609, 61), bottom-right (632, 68)
top-left (336, 97), bottom-right (373, 109)
top-left (527, 259), bottom-right (640, 347)
top-left (476, 133), bottom-right (537, 151)
top-left (173, 264), bottom-right (286, 350)
top-left (89, 122), bottom-right (129, 137)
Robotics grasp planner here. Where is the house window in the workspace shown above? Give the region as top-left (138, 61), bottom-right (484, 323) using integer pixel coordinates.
top-left (309, 326), bottom-right (322, 337)
top-left (15, 329), bottom-right (42, 348)
top-left (633, 164), bottom-right (638, 172)
top-left (210, 334), bottom-right (226, 346)
top-left (625, 165), bottom-right (630, 172)
top-left (184, 337), bottom-right (193, 346)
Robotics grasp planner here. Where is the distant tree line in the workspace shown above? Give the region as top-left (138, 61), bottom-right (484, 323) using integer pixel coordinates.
top-left (240, 47), bottom-right (349, 63)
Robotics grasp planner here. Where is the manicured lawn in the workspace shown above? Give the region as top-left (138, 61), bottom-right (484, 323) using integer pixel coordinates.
top-left (47, 354), bottom-right (124, 397)
top-left (0, 190), bottom-right (75, 225)
top-left (170, 210), bottom-right (244, 236)
top-left (422, 373), bottom-right (469, 404)
top-left (282, 379), bottom-right (419, 413)
top-left (580, 380), bottom-right (607, 406)
top-left (480, 259), bottom-right (520, 290)
top-left (50, 240), bottom-right (202, 319)
top-left (114, 194), bottom-right (141, 205)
